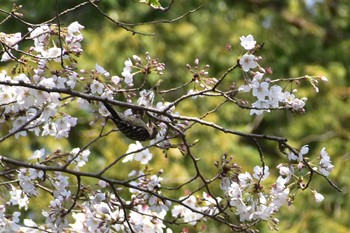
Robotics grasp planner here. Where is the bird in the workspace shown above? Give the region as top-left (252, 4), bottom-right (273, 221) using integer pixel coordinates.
top-left (102, 101), bottom-right (158, 141)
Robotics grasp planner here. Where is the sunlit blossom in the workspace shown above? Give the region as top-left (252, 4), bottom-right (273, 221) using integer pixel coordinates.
top-left (240, 34), bottom-right (256, 50)
top-left (239, 54), bottom-right (258, 72)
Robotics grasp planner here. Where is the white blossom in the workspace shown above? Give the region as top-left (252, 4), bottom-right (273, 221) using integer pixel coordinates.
top-left (240, 34), bottom-right (256, 50)
top-left (312, 190), bottom-right (324, 203)
top-left (319, 147), bottom-right (334, 176)
top-left (239, 54), bottom-right (258, 72)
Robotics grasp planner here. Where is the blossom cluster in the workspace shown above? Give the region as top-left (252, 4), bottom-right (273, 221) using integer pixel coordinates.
top-left (94, 52), bottom-right (165, 89)
top-left (0, 22), bottom-right (85, 139)
top-left (288, 145), bottom-right (334, 176)
top-left (220, 165), bottom-right (290, 223)
top-left (0, 32), bottom-right (22, 62)
top-left (171, 192), bottom-right (221, 225)
top-left (238, 35), bottom-right (327, 115)
top-left (0, 70), bottom-right (78, 139)
top-left (185, 58), bottom-right (220, 99)
top-left (29, 22), bottom-right (84, 62)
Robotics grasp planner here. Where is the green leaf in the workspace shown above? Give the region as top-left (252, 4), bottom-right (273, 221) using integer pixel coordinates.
top-left (139, 0), bottom-right (162, 7)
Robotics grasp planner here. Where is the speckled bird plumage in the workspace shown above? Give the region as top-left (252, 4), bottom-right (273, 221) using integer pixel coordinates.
top-left (103, 102), bottom-right (157, 141)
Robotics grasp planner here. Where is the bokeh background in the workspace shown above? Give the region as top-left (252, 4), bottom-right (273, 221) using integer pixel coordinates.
top-left (1, 0), bottom-right (349, 232)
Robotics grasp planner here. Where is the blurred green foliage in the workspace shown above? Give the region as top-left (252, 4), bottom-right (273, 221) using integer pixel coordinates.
top-left (1, 0), bottom-right (349, 232)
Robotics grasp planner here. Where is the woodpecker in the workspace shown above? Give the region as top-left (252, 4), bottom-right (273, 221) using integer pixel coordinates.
top-left (103, 102), bottom-right (158, 141)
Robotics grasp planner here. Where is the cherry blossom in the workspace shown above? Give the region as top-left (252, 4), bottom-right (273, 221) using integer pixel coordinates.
top-left (0, 32), bottom-right (22, 62)
top-left (288, 145), bottom-right (309, 161)
top-left (90, 79), bottom-right (104, 95)
top-left (312, 190), bottom-right (324, 203)
top-left (122, 59), bottom-right (134, 85)
top-left (95, 64), bottom-right (110, 77)
top-left (239, 54), bottom-right (258, 72)
top-left (123, 141), bottom-right (153, 164)
top-left (319, 147), bottom-right (334, 176)
top-left (252, 81), bottom-right (270, 100)
top-left (9, 187), bottom-right (29, 210)
top-left (240, 34), bottom-right (257, 50)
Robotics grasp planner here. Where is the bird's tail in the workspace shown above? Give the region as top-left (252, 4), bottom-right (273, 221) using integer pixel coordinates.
top-left (103, 102), bottom-right (123, 123)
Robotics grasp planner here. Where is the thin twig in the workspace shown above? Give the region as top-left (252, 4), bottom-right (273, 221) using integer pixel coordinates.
top-left (87, 0), bottom-right (154, 36)
top-left (122, 4), bottom-right (204, 26)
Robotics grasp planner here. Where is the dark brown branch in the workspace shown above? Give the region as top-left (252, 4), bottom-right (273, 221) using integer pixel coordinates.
top-left (173, 114), bottom-right (288, 143)
top-left (109, 184), bottom-right (135, 233)
top-left (0, 80), bottom-right (289, 144)
top-left (63, 175), bottom-right (81, 216)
